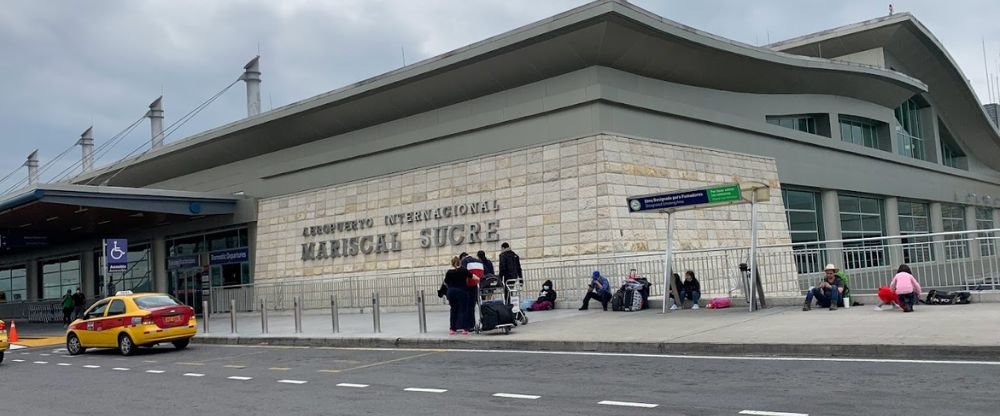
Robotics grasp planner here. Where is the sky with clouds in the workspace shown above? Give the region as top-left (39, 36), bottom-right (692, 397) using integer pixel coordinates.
top-left (1, 0), bottom-right (998, 191)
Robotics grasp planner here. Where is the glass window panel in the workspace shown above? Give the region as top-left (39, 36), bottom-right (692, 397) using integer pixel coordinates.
top-left (43, 263), bottom-right (59, 273)
top-left (859, 198), bottom-right (880, 214)
top-left (899, 217), bottom-right (913, 232)
top-left (784, 191), bottom-right (815, 211)
top-left (841, 215), bottom-right (861, 232)
top-left (788, 211), bottom-right (818, 231)
top-left (839, 196), bottom-right (860, 213)
top-left (862, 215), bottom-right (882, 233)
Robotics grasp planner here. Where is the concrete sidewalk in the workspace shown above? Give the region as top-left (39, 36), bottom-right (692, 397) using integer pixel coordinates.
top-left (194, 301), bottom-right (1000, 360)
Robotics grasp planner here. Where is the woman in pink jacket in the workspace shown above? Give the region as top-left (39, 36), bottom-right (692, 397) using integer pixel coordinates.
top-left (890, 264), bottom-right (922, 313)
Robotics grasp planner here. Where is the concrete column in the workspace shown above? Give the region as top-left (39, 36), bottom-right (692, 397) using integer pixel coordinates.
top-left (246, 223), bottom-right (257, 283)
top-left (884, 197), bottom-right (903, 266)
top-left (26, 150), bottom-right (39, 187)
top-left (81, 250), bottom-right (96, 299)
top-left (152, 236), bottom-right (168, 293)
top-left (78, 127), bottom-right (94, 173)
top-left (829, 113), bottom-right (841, 141)
top-left (241, 56), bottom-right (262, 117)
top-left (820, 190), bottom-right (843, 267)
top-left (26, 260), bottom-right (38, 301)
top-left (929, 202), bottom-right (945, 261)
top-left (967, 205), bottom-right (981, 260)
top-left (147, 96), bottom-right (165, 149)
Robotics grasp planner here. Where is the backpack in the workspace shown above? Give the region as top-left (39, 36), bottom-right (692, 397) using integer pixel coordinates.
top-left (611, 289), bottom-right (625, 312)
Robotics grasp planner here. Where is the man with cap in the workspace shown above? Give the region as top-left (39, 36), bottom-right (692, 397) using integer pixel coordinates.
top-left (803, 264), bottom-right (845, 311)
top-left (579, 271), bottom-right (612, 311)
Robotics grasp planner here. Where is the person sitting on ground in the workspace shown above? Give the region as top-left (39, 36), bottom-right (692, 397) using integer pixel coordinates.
top-left (803, 264), bottom-right (845, 311)
top-left (874, 285), bottom-right (902, 311)
top-left (529, 280), bottom-right (557, 311)
top-left (890, 264), bottom-right (922, 313)
top-left (668, 272), bottom-right (683, 307)
top-left (579, 271), bottom-right (611, 311)
top-left (671, 270), bottom-right (701, 310)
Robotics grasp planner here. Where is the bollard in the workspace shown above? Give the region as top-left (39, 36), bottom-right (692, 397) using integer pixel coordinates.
top-left (260, 297), bottom-right (268, 334)
top-left (331, 295), bottom-right (340, 334)
top-left (229, 299), bottom-right (237, 334)
top-left (417, 290), bottom-right (427, 334)
top-left (293, 296), bottom-right (302, 334)
top-left (202, 300), bottom-right (210, 333)
top-left (372, 291), bottom-right (382, 333)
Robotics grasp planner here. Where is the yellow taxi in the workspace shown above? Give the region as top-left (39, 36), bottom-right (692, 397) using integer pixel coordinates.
top-left (0, 319), bottom-right (8, 364)
top-left (66, 291), bottom-right (197, 356)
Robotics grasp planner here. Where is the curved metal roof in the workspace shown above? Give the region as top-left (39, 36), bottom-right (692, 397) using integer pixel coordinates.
top-left (769, 13), bottom-right (1000, 170)
top-left (73, 0), bottom-right (927, 188)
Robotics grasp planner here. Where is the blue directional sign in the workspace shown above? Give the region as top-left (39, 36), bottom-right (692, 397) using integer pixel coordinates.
top-left (627, 184), bottom-right (743, 213)
top-left (104, 238), bottom-right (128, 273)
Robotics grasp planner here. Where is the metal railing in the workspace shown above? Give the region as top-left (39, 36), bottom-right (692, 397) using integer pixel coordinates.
top-left (206, 228), bottom-right (1000, 313)
top-left (5, 229), bottom-right (999, 318)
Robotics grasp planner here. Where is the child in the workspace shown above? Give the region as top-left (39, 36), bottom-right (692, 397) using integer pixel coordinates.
top-left (890, 264), bottom-right (922, 313)
top-left (873, 286), bottom-right (902, 311)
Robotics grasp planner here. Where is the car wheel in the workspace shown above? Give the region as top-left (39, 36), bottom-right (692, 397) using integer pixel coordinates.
top-left (0, 351), bottom-right (4, 364)
top-left (172, 339), bottom-right (190, 350)
top-left (66, 333), bottom-right (86, 356)
top-left (118, 333), bottom-right (136, 356)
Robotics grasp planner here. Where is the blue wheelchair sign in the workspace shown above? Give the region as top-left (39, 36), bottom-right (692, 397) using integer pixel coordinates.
top-left (105, 238), bottom-right (128, 273)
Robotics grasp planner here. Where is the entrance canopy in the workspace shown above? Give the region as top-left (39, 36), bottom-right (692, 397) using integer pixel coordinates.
top-left (0, 184), bottom-right (240, 251)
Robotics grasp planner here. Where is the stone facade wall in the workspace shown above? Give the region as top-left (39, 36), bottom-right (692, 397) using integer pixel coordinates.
top-left (254, 134), bottom-right (793, 284)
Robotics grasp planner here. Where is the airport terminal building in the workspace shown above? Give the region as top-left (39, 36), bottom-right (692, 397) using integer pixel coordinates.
top-left (1, 0), bottom-right (999, 309)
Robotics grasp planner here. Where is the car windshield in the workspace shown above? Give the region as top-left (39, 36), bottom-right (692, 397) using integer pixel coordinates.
top-left (134, 295), bottom-right (182, 310)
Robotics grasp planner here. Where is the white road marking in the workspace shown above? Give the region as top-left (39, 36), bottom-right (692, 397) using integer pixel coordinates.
top-left (83, 365), bottom-right (100, 369)
top-left (146, 370), bottom-right (165, 374)
top-left (19, 352), bottom-right (30, 355)
top-left (336, 383), bottom-right (369, 388)
top-left (10, 345), bottom-right (27, 351)
top-left (739, 411), bottom-right (809, 416)
top-left (227, 376), bottom-right (253, 381)
top-left (493, 393), bottom-right (541, 400)
top-left (183, 373), bottom-right (205, 377)
top-left (39, 353), bottom-right (51, 356)
top-left (12, 359), bottom-right (24, 363)
top-left (277, 379), bottom-right (308, 385)
top-left (112, 368), bottom-right (130, 371)
top-left (33, 361), bottom-right (48, 364)
top-left (366, 347), bottom-right (1000, 367)
top-left (57, 363), bottom-right (72, 366)
top-left (598, 400), bottom-right (659, 408)
top-left (404, 388), bottom-right (447, 393)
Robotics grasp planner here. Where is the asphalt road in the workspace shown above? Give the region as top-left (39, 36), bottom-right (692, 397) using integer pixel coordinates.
top-left (2, 344), bottom-right (999, 416)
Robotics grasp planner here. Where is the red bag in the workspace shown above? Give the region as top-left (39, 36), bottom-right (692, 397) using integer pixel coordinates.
top-left (707, 297), bottom-right (731, 309)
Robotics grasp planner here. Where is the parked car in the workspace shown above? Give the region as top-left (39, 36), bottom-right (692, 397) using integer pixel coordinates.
top-left (66, 291), bottom-right (196, 356)
top-left (0, 319), bottom-right (8, 364)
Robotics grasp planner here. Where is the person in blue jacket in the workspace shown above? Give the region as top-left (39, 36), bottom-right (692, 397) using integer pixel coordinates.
top-left (579, 271), bottom-right (612, 311)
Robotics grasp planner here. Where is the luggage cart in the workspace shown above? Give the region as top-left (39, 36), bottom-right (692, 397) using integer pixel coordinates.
top-left (505, 279), bottom-right (529, 326)
top-left (475, 277), bottom-right (515, 335)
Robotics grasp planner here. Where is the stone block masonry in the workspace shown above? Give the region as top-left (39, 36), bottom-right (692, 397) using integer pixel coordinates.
top-left (254, 134), bottom-right (795, 290)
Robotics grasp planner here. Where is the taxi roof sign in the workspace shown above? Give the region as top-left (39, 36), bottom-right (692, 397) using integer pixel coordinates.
top-left (115, 290), bottom-right (134, 296)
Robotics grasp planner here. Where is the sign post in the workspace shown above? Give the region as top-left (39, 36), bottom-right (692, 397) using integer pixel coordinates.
top-left (103, 238), bottom-right (128, 296)
top-left (627, 183), bottom-right (768, 314)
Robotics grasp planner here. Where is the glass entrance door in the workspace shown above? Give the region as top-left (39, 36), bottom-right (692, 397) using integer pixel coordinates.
top-left (169, 267), bottom-right (205, 313)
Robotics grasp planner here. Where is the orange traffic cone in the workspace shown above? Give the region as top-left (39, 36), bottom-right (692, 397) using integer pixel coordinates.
top-left (8, 320), bottom-right (18, 343)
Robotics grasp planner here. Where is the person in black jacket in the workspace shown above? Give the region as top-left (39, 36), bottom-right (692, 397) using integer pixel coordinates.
top-left (671, 270), bottom-right (702, 310)
top-left (442, 256), bottom-right (473, 335)
top-left (528, 280), bottom-right (557, 311)
top-left (498, 242), bottom-right (523, 284)
top-left (72, 287), bottom-right (86, 320)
